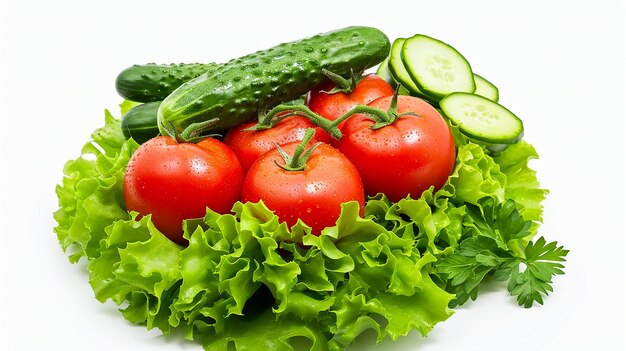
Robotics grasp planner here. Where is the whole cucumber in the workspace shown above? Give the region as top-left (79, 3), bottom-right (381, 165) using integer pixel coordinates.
top-left (115, 63), bottom-right (218, 102)
top-left (121, 101), bottom-right (161, 143)
top-left (158, 26), bottom-right (390, 136)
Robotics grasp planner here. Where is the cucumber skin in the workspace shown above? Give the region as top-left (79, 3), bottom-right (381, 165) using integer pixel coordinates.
top-left (116, 63), bottom-right (218, 102)
top-left (401, 34), bottom-right (475, 99)
top-left (387, 38), bottom-right (439, 105)
top-left (159, 26), bottom-right (390, 135)
top-left (473, 74), bottom-right (499, 102)
top-left (440, 92), bottom-right (523, 144)
top-left (121, 102), bottom-right (161, 144)
top-left (376, 57), bottom-right (398, 88)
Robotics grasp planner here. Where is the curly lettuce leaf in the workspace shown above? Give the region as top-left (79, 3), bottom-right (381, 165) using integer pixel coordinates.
top-left (443, 142), bottom-right (507, 205)
top-left (54, 107), bottom-right (182, 333)
top-left (493, 141), bottom-right (548, 226)
top-left (172, 201), bottom-right (454, 349)
top-left (53, 108), bottom-right (136, 262)
top-left (201, 309), bottom-right (329, 351)
top-left (53, 103), bottom-right (551, 350)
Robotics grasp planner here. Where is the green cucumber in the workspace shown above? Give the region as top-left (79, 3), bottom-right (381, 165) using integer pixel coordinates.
top-left (398, 85), bottom-right (412, 96)
top-left (115, 63), bottom-right (218, 102)
top-left (121, 101), bottom-right (161, 144)
top-left (473, 74), bottom-right (499, 102)
top-left (375, 57), bottom-right (398, 88)
top-left (439, 92), bottom-right (523, 144)
top-left (388, 38), bottom-right (437, 104)
top-left (388, 38), bottom-right (414, 90)
top-left (401, 34), bottom-right (475, 99)
top-left (159, 26), bottom-right (390, 136)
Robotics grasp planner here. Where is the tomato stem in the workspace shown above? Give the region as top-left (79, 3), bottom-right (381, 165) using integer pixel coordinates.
top-left (179, 118), bottom-right (221, 143)
top-left (330, 105), bottom-right (390, 126)
top-left (252, 104), bottom-right (344, 139)
top-left (160, 118), bottom-right (220, 143)
top-left (319, 69), bottom-right (358, 94)
top-left (366, 88), bottom-right (421, 129)
top-left (274, 128), bottom-right (322, 171)
top-left (251, 89), bottom-right (414, 139)
top-left (160, 120), bottom-right (178, 139)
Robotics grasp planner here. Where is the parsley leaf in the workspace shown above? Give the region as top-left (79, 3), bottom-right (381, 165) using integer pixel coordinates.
top-left (438, 236), bottom-right (512, 307)
top-left (508, 237), bottom-right (568, 307)
top-left (438, 197), bottom-right (568, 308)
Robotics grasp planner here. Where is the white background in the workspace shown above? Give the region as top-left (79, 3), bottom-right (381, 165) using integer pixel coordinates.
top-left (1, 0), bottom-right (625, 350)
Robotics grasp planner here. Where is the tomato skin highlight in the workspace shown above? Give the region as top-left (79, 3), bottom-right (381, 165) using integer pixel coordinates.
top-left (123, 136), bottom-right (244, 244)
top-left (241, 143), bottom-right (364, 235)
top-left (336, 95), bottom-right (456, 202)
top-left (306, 74), bottom-right (394, 126)
top-left (224, 116), bottom-right (331, 172)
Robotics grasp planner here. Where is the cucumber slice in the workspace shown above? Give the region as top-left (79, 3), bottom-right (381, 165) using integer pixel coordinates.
top-left (402, 34), bottom-right (475, 99)
top-left (388, 38), bottom-right (438, 103)
top-left (376, 57), bottom-right (398, 88)
top-left (398, 85), bottom-right (411, 95)
top-left (473, 74), bottom-right (499, 102)
top-left (439, 92), bottom-right (523, 144)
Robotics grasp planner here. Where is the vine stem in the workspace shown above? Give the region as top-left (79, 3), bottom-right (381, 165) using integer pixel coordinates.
top-left (249, 89), bottom-right (417, 139)
top-left (274, 128), bottom-right (321, 171)
top-left (160, 118), bottom-right (221, 143)
top-left (319, 68), bottom-right (358, 94)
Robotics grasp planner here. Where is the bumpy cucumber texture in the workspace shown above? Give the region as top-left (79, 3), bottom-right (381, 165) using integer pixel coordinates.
top-left (158, 26), bottom-right (390, 137)
top-left (116, 63), bottom-right (218, 102)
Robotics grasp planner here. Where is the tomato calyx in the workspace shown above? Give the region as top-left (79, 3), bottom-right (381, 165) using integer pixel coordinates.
top-left (319, 69), bottom-right (360, 94)
top-left (367, 90), bottom-right (421, 130)
top-left (160, 118), bottom-right (221, 143)
top-left (274, 128), bottom-right (322, 171)
top-left (323, 89), bottom-right (420, 130)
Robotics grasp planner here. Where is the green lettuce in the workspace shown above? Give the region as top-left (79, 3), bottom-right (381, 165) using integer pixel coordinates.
top-left (53, 108), bottom-right (134, 262)
top-left (53, 103), bottom-right (554, 350)
top-left (168, 200), bottom-right (454, 350)
top-left (493, 142), bottom-right (548, 226)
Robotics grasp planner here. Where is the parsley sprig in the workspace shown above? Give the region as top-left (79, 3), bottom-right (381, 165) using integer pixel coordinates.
top-left (438, 198), bottom-right (568, 308)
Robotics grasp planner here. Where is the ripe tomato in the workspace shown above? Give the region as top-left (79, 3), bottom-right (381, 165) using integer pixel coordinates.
top-left (241, 142), bottom-right (364, 235)
top-left (306, 74), bottom-right (394, 126)
top-left (224, 116), bottom-right (331, 172)
top-left (123, 136), bottom-right (244, 244)
top-left (336, 95), bottom-right (456, 202)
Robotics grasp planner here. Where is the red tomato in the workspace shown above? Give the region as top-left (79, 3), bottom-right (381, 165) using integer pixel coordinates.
top-left (307, 74), bottom-right (394, 126)
top-left (336, 95), bottom-right (456, 202)
top-left (224, 116), bottom-right (331, 172)
top-left (241, 142), bottom-right (364, 235)
top-left (123, 136), bottom-right (244, 244)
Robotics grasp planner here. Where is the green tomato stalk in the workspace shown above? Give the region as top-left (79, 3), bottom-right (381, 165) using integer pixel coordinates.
top-left (273, 128), bottom-right (321, 171)
top-left (320, 68), bottom-right (360, 94)
top-left (250, 87), bottom-right (419, 139)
